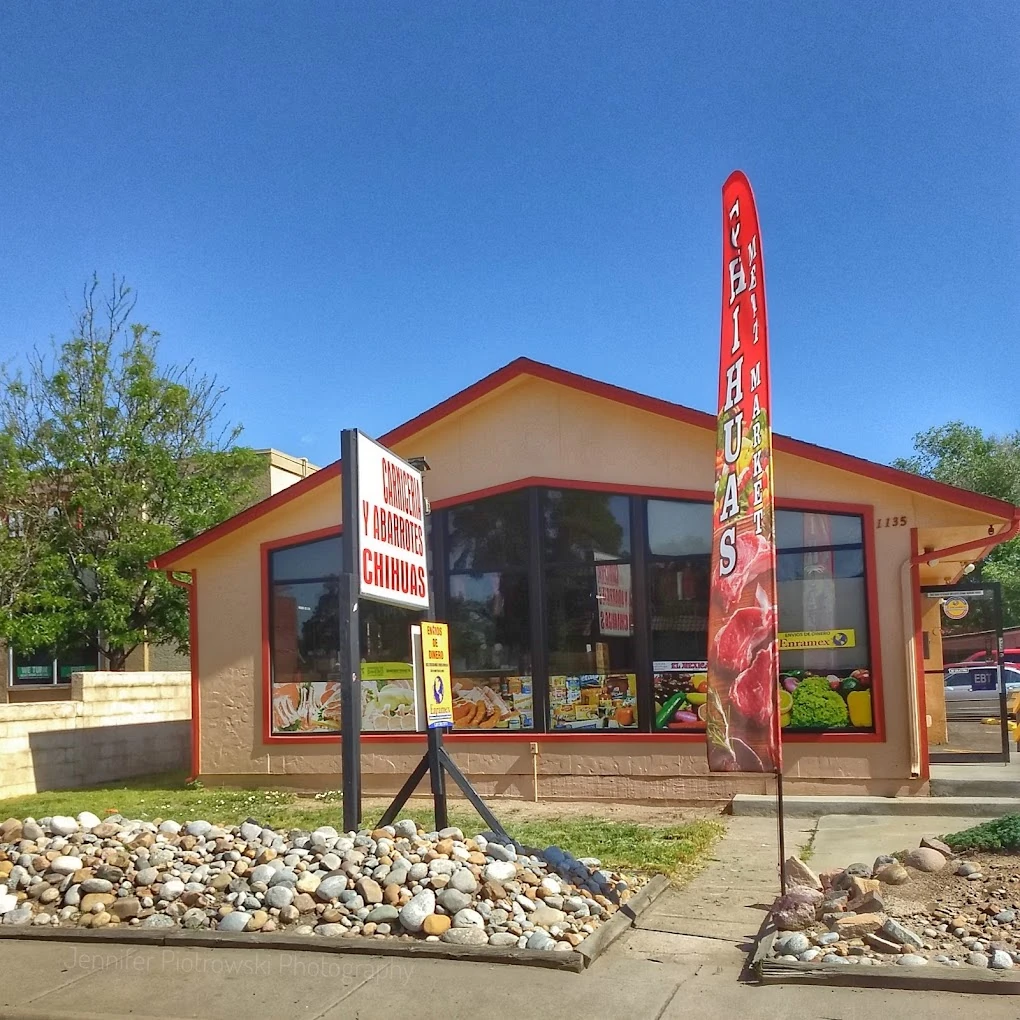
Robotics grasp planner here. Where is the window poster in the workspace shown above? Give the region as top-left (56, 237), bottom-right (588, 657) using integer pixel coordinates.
top-left (549, 674), bottom-right (638, 730)
top-left (272, 681), bottom-right (341, 734)
top-left (452, 676), bottom-right (534, 729)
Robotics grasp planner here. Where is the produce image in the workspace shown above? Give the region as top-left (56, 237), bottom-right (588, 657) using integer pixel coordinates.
top-left (781, 668), bottom-right (872, 731)
top-left (549, 674), bottom-right (638, 730)
top-left (653, 671), bottom-right (708, 730)
top-left (272, 681), bottom-right (341, 734)
top-left (452, 676), bottom-right (533, 729)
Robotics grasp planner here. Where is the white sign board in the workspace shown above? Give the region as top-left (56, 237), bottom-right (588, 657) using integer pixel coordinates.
top-left (355, 432), bottom-right (430, 610)
top-left (595, 560), bottom-right (632, 637)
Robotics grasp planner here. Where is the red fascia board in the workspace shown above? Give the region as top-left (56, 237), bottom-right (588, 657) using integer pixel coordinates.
top-left (150, 356), bottom-right (1019, 569)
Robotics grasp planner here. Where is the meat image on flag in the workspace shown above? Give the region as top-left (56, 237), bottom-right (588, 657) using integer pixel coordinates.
top-left (705, 172), bottom-right (782, 774)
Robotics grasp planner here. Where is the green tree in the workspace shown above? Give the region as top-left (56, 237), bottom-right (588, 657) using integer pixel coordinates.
top-left (0, 276), bottom-right (263, 668)
top-left (893, 421), bottom-right (1020, 625)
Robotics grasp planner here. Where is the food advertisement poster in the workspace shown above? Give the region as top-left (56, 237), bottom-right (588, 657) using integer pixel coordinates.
top-left (654, 665), bottom-right (874, 732)
top-left (360, 662), bottom-right (417, 731)
top-left (272, 681), bottom-right (341, 734)
top-left (549, 674), bottom-right (638, 730)
top-left (705, 171), bottom-right (782, 773)
top-left (453, 676), bottom-right (534, 729)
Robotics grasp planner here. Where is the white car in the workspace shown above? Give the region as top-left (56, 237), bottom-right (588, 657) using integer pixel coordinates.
top-left (944, 665), bottom-right (1020, 720)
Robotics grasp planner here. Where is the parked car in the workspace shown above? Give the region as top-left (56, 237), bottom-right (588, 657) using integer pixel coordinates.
top-left (943, 664), bottom-right (1020, 721)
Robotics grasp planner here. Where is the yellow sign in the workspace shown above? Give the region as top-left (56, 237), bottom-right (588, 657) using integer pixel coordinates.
top-left (942, 597), bottom-right (969, 621)
top-left (360, 661), bottom-right (414, 681)
top-left (778, 629), bottom-right (856, 651)
top-left (422, 622), bottom-right (453, 728)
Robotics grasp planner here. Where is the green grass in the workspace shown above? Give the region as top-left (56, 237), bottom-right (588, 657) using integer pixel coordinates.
top-left (0, 773), bottom-right (724, 879)
top-left (944, 814), bottom-right (1020, 852)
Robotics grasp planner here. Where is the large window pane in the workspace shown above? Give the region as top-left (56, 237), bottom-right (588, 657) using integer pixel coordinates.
top-left (270, 536), bottom-right (342, 582)
top-left (546, 566), bottom-right (634, 674)
top-left (447, 571), bottom-right (530, 674)
top-left (544, 490), bottom-right (630, 564)
top-left (647, 500), bottom-right (713, 557)
top-left (649, 558), bottom-right (710, 663)
top-left (776, 510), bottom-right (862, 550)
top-left (448, 493), bottom-right (529, 572)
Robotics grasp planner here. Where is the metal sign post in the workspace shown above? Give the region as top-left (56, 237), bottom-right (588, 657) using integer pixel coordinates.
top-left (339, 430), bottom-right (362, 833)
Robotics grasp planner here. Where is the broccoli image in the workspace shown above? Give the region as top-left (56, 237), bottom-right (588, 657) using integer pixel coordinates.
top-left (790, 675), bottom-right (849, 729)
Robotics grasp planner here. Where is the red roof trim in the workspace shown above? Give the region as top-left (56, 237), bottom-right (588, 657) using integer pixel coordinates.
top-left (152, 356), bottom-right (1018, 568)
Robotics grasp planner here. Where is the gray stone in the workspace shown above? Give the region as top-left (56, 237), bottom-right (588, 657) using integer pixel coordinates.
top-left (49, 816), bottom-right (78, 837)
top-left (956, 861), bottom-right (980, 877)
top-left (773, 888), bottom-right (823, 931)
top-left (185, 820), bottom-right (212, 838)
top-left (994, 910), bottom-right (1016, 924)
top-left (991, 950), bottom-right (1015, 970)
top-left (441, 926), bottom-right (488, 946)
top-left (437, 888), bottom-right (473, 913)
top-left (140, 914), bottom-right (176, 929)
top-left (872, 854), bottom-right (897, 872)
top-left (880, 917), bottom-right (923, 949)
top-left (22, 821), bottom-right (44, 841)
top-left (239, 822), bottom-right (262, 842)
top-left (448, 868), bottom-right (478, 895)
top-left (338, 892), bottom-right (364, 910)
top-left (774, 932), bottom-right (811, 955)
top-left (80, 878), bottom-right (113, 895)
top-left (452, 908), bottom-right (485, 928)
top-left (365, 905), bottom-right (398, 923)
top-left (315, 876), bottom-right (348, 902)
top-left (182, 908), bottom-right (208, 930)
top-left (158, 820), bottom-right (181, 835)
top-left (408, 862), bottom-right (428, 881)
top-left (483, 861), bottom-right (517, 884)
top-left (438, 827), bottom-right (464, 841)
top-left (265, 886), bottom-right (294, 910)
top-left (526, 930), bottom-right (556, 951)
top-left (268, 868), bottom-right (298, 887)
top-left (488, 931), bottom-right (519, 947)
top-left (393, 820), bottom-right (418, 839)
top-left (49, 856), bottom-right (83, 876)
top-left (904, 848), bottom-right (946, 873)
top-left (897, 955), bottom-right (928, 967)
top-left (815, 932), bottom-right (840, 946)
top-left (399, 889), bottom-right (435, 933)
top-left (967, 951), bottom-right (990, 968)
top-left (486, 843), bottom-right (517, 863)
top-left (217, 911), bottom-right (251, 932)
top-left (821, 954), bottom-right (851, 965)
top-left (313, 923), bottom-right (346, 937)
top-left (160, 879), bottom-right (185, 901)
top-left (799, 949), bottom-right (821, 962)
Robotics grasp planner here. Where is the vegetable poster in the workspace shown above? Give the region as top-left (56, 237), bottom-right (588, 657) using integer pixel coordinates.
top-left (705, 172), bottom-right (782, 774)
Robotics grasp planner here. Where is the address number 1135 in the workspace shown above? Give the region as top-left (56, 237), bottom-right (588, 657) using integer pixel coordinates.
top-left (877, 516), bottom-right (908, 528)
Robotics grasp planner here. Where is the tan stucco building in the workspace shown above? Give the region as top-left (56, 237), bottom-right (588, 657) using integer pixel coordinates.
top-left (153, 359), bottom-right (1019, 802)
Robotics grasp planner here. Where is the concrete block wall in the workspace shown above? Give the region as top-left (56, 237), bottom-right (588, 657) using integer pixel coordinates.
top-left (0, 671), bottom-right (190, 799)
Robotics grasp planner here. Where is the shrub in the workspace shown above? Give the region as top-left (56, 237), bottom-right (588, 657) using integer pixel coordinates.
top-left (944, 814), bottom-right (1020, 852)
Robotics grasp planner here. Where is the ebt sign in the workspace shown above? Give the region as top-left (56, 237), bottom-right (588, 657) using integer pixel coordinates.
top-left (356, 433), bottom-right (429, 610)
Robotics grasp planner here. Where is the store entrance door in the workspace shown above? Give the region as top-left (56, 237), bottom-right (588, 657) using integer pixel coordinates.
top-left (923, 583), bottom-right (1011, 764)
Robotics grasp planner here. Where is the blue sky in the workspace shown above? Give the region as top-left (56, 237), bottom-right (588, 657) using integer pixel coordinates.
top-left (1, 2), bottom-right (1016, 471)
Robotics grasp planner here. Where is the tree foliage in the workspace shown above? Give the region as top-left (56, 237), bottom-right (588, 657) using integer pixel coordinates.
top-left (893, 421), bottom-right (1020, 625)
top-left (0, 276), bottom-right (263, 668)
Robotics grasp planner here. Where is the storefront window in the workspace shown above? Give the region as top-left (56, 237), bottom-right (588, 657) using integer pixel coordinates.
top-left (10, 642), bottom-right (99, 686)
top-left (647, 501), bottom-right (873, 735)
top-left (544, 489), bottom-right (637, 730)
top-left (268, 533), bottom-right (422, 735)
top-left (776, 510), bottom-right (872, 733)
top-left (447, 493), bottom-right (533, 730)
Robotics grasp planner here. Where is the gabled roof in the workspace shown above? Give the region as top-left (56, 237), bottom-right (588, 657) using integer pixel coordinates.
top-left (152, 356), bottom-right (1020, 569)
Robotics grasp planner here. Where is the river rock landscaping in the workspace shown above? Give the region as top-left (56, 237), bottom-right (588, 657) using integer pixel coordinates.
top-left (0, 813), bottom-right (642, 954)
top-left (764, 833), bottom-right (1020, 971)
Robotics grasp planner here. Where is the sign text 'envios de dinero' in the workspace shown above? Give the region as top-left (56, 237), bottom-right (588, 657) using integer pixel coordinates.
top-left (356, 432), bottom-right (430, 610)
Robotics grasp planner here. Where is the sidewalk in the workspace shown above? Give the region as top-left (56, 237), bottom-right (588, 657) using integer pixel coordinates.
top-left (0, 817), bottom-right (1009, 1020)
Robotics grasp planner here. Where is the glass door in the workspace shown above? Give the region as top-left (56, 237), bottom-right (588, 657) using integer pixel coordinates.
top-left (923, 583), bottom-right (1010, 764)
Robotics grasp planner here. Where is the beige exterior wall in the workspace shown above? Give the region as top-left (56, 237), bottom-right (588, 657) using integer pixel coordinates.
top-left (176, 375), bottom-right (1013, 800)
top-left (0, 670), bottom-right (190, 798)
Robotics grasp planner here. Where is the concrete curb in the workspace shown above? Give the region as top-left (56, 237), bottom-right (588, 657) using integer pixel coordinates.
top-left (750, 917), bottom-right (1020, 995)
top-left (0, 878), bottom-right (670, 974)
top-left (730, 794), bottom-right (1019, 818)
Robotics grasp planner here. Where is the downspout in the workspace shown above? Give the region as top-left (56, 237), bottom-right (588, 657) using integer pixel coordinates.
top-left (165, 569), bottom-right (200, 783)
top-left (902, 512), bottom-right (1020, 779)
